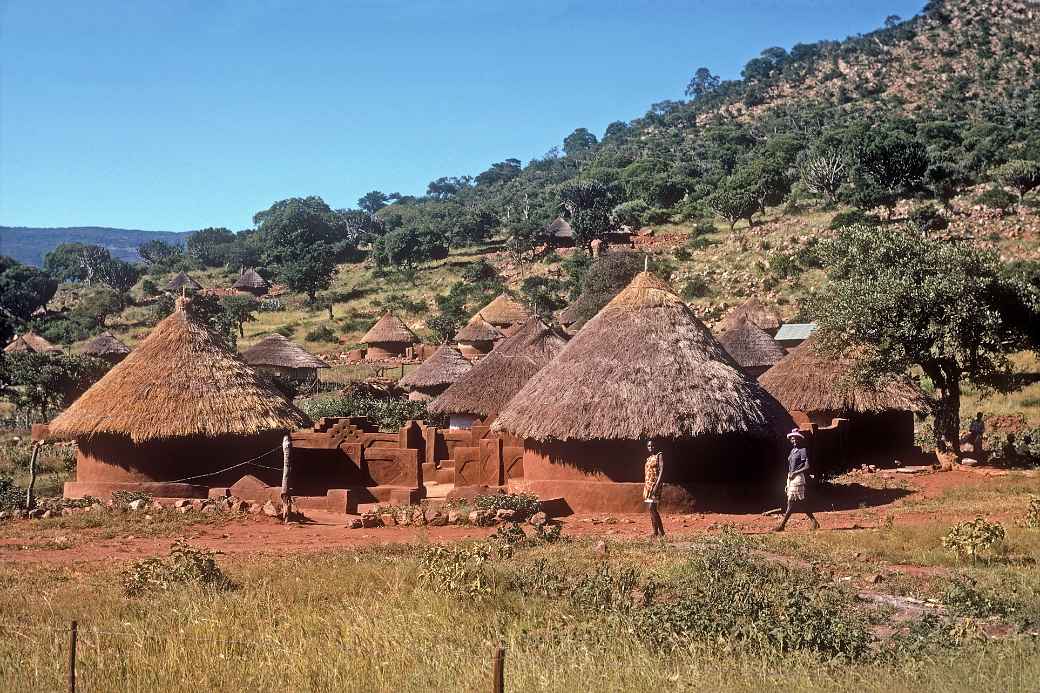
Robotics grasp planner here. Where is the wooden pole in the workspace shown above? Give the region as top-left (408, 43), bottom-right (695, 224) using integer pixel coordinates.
top-left (492, 646), bottom-right (504, 693)
top-left (67, 620), bottom-right (77, 693)
top-left (26, 442), bottom-right (41, 510)
top-left (280, 434), bottom-right (292, 523)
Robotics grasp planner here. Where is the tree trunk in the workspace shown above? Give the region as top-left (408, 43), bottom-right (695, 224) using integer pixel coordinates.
top-left (327, 305), bottom-right (334, 320)
top-left (934, 379), bottom-right (961, 454)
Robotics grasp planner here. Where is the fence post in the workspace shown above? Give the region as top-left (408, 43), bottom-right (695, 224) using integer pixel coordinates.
top-left (492, 645), bottom-right (504, 693)
top-left (67, 620), bottom-right (78, 693)
top-left (280, 434), bottom-right (292, 524)
top-left (26, 442), bottom-right (41, 510)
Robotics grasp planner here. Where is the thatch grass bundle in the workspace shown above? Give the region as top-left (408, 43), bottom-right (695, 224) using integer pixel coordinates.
top-left (428, 317), bottom-right (567, 418)
top-left (454, 314), bottom-right (502, 342)
top-left (494, 273), bottom-right (792, 442)
top-left (81, 331), bottom-right (131, 359)
top-left (478, 293), bottom-right (532, 327)
top-left (720, 297), bottom-right (782, 333)
top-left (48, 300), bottom-right (309, 442)
top-left (758, 336), bottom-right (929, 415)
top-left (241, 334), bottom-right (328, 369)
top-left (399, 344), bottom-right (472, 390)
top-left (717, 318), bottom-right (785, 370)
top-left (361, 312), bottom-right (418, 344)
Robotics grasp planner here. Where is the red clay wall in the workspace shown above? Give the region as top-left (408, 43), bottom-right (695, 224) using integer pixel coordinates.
top-left (457, 340), bottom-right (494, 358)
top-left (365, 342), bottom-right (408, 360)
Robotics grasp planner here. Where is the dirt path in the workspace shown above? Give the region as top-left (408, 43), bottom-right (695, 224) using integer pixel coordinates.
top-left (0, 468), bottom-right (1031, 568)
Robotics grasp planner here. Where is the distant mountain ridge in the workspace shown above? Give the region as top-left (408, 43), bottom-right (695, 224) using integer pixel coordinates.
top-left (0, 226), bottom-right (191, 267)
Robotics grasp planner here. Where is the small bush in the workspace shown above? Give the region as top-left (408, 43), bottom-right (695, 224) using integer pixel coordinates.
top-left (1025, 497), bottom-right (1040, 529)
top-left (692, 221), bottom-right (716, 236)
top-left (908, 204), bottom-right (949, 233)
top-left (274, 325), bottom-right (295, 337)
top-left (0, 475), bottom-right (23, 512)
top-left (111, 490), bottom-right (153, 508)
top-left (473, 493), bottom-right (541, 520)
top-left (416, 543), bottom-right (495, 600)
top-left (768, 253), bottom-right (799, 278)
top-left (643, 207), bottom-right (673, 225)
top-left (942, 517), bottom-right (1006, 563)
top-left (122, 540), bottom-right (233, 596)
top-left (680, 277), bottom-right (711, 300)
top-left (297, 394), bottom-right (441, 431)
top-left (304, 325), bottom-right (338, 343)
top-left (941, 577), bottom-right (1018, 619)
top-left (829, 209), bottom-right (880, 229)
top-left (686, 235), bottom-right (718, 251)
top-left (974, 186), bottom-right (1017, 213)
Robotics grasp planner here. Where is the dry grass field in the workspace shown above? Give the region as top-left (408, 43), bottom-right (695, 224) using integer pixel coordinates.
top-left (2, 470), bottom-right (1039, 692)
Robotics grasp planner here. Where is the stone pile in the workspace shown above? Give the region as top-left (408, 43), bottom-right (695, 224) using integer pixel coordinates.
top-left (346, 507), bottom-right (549, 530)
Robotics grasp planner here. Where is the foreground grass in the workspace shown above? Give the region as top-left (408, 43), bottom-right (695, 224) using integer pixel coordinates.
top-left (1, 535), bottom-right (1038, 692)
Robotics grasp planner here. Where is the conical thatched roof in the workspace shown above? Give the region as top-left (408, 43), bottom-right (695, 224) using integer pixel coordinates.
top-left (721, 297), bottom-right (782, 333)
top-left (4, 332), bottom-right (61, 354)
top-left (233, 268), bottom-right (269, 291)
top-left (454, 314), bottom-right (503, 342)
top-left (47, 299), bottom-right (309, 443)
top-left (478, 293), bottom-right (532, 327)
top-left (428, 317), bottom-right (568, 418)
top-left (718, 318), bottom-right (785, 371)
top-left (399, 344), bottom-right (472, 390)
top-left (240, 334), bottom-right (328, 370)
top-left (165, 271), bottom-right (203, 293)
top-left (493, 273), bottom-right (792, 442)
top-left (81, 331), bottom-right (131, 358)
top-left (362, 312), bottom-right (418, 344)
top-left (758, 336), bottom-right (929, 415)
top-left (547, 217), bottom-right (574, 239)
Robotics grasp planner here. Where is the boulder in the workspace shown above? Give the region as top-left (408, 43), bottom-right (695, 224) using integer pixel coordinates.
top-left (380, 513), bottom-right (397, 527)
top-left (201, 504), bottom-right (219, 514)
top-left (447, 510), bottom-right (463, 525)
top-left (128, 499), bottom-right (148, 512)
top-left (528, 511), bottom-right (548, 527)
top-left (469, 510), bottom-right (493, 526)
top-left (347, 518), bottom-right (364, 529)
top-left (593, 540), bottom-right (609, 557)
top-left (173, 499), bottom-right (191, 509)
top-left (395, 509), bottom-right (412, 527)
top-left (248, 502), bottom-right (264, 514)
top-left (191, 499), bottom-right (206, 512)
top-left (495, 509), bottom-right (516, 523)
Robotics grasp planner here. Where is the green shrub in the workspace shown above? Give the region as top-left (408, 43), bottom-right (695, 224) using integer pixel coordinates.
top-left (304, 324), bottom-right (338, 343)
top-left (686, 235), bottom-right (718, 251)
top-left (122, 540), bottom-right (233, 596)
top-left (1025, 497), bottom-right (1040, 529)
top-left (643, 207), bottom-right (673, 225)
top-left (111, 490), bottom-right (153, 508)
top-left (274, 324), bottom-right (295, 337)
top-left (768, 253), bottom-right (799, 278)
top-left (473, 493), bottom-right (541, 519)
top-left (974, 186), bottom-right (1017, 213)
top-left (829, 209), bottom-right (880, 229)
top-left (692, 221), bottom-right (717, 236)
top-left (941, 577), bottom-right (1019, 619)
top-left (680, 277), bottom-right (711, 300)
top-left (942, 517), bottom-right (1006, 563)
top-left (416, 543), bottom-right (495, 600)
top-left (633, 536), bottom-right (871, 660)
top-left (0, 476), bottom-right (23, 512)
top-left (297, 394), bottom-right (441, 431)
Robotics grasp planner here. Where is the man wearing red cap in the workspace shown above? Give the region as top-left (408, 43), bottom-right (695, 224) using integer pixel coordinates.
top-left (773, 429), bottom-right (820, 532)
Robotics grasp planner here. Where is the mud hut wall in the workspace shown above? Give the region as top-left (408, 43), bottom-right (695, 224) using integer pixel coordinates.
top-left (72, 431), bottom-right (286, 488)
top-left (457, 340), bottom-right (494, 358)
top-left (365, 342), bottom-right (408, 360)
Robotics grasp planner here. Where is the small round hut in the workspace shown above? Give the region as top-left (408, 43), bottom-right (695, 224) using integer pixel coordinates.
top-left (758, 335), bottom-right (927, 462)
top-left (362, 312), bottom-right (419, 360)
top-left (165, 271), bottom-right (203, 294)
top-left (233, 268), bottom-right (270, 297)
top-left (240, 333), bottom-right (329, 384)
top-left (454, 314), bottom-right (503, 358)
top-left (477, 293), bottom-right (533, 336)
top-left (720, 297), bottom-right (782, 336)
top-left (81, 331), bottom-right (131, 364)
top-left (46, 298), bottom-right (309, 499)
top-left (4, 331), bottom-right (62, 354)
top-left (717, 317), bottom-right (786, 379)
top-left (546, 217), bottom-right (575, 248)
top-left (399, 344), bottom-right (472, 400)
top-left (428, 317), bottom-right (567, 430)
top-left (493, 273), bottom-right (793, 513)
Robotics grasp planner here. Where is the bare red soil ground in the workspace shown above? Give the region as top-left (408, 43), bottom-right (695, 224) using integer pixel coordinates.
top-left (0, 466), bottom-right (1032, 568)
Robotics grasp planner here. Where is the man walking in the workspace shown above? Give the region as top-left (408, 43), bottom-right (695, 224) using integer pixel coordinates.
top-left (774, 429), bottom-right (819, 532)
top-left (644, 440), bottom-right (665, 537)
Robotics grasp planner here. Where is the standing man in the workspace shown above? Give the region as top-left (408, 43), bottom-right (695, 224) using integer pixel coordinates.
top-left (968, 412), bottom-right (985, 457)
top-left (644, 440), bottom-right (665, 538)
top-left (774, 429), bottom-right (819, 532)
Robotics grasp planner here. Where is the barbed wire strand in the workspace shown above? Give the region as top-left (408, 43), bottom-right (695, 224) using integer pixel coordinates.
top-left (162, 445), bottom-right (283, 484)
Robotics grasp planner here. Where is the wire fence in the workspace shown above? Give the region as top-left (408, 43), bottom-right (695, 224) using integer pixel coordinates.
top-left (162, 445), bottom-right (284, 484)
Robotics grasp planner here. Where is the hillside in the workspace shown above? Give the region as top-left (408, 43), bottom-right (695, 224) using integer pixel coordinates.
top-left (0, 227), bottom-right (188, 267)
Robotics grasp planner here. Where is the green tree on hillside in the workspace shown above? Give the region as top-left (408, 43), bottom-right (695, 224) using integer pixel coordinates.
top-left (254, 197), bottom-right (351, 300)
top-left (358, 190), bottom-right (398, 214)
top-left (706, 187), bottom-right (758, 230)
top-left (811, 224), bottom-right (1040, 453)
top-left (799, 144), bottom-right (849, 203)
top-left (989, 160), bottom-right (1040, 200)
top-left (563, 128), bottom-right (598, 158)
top-left (556, 180), bottom-right (619, 249)
top-left (186, 228), bottom-right (236, 267)
top-left (97, 257), bottom-right (142, 296)
top-left (74, 286), bottom-right (123, 328)
top-left (42, 243), bottom-right (92, 283)
top-left (685, 67), bottom-right (721, 99)
top-left (137, 240), bottom-right (183, 266)
top-left (4, 352), bottom-right (109, 423)
top-left (846, 129), bottom-right (928, 216)
top-left (0, 257), bottom-right (58, 323)
top-left (221, 294), bottom-right (258, 337)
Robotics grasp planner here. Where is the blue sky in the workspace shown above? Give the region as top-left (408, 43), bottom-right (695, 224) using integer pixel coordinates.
top-left (0, 0), bottom-right (922, 232)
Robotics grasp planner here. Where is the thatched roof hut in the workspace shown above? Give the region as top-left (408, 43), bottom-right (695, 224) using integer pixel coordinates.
top-left (721, 297), bottom-right (782, 335)
top-left (546, 217), bottom-right (574, 246)
top-left (241, 334), bottom-right (328, 381)
top-left (399, 344), bottom-right (472, 400)
top-left (362, 312), bottom-right (419, 360)
top-left (758, 336), bottom-right (928, 420)
top-left (428, 317), bottom-right (567, 427)
top-left (454, 314), bottom-right (503, 357)
top-left (477, 293), bottom-right (532, 334)
top-left (81, 331), bottom-right (131, 363)
top-left (491, 272), bottom-right (792, 513)
top-left (717, 317), bottom-right (785, 378)
top-left (4, 332), bottom-right (62, 354)
top-left (49, 297), bottom-right (309, 499)
top-left (165, 271), bottom-right (203, 293)
top-left (232, 268), bottom-right (270, 296)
